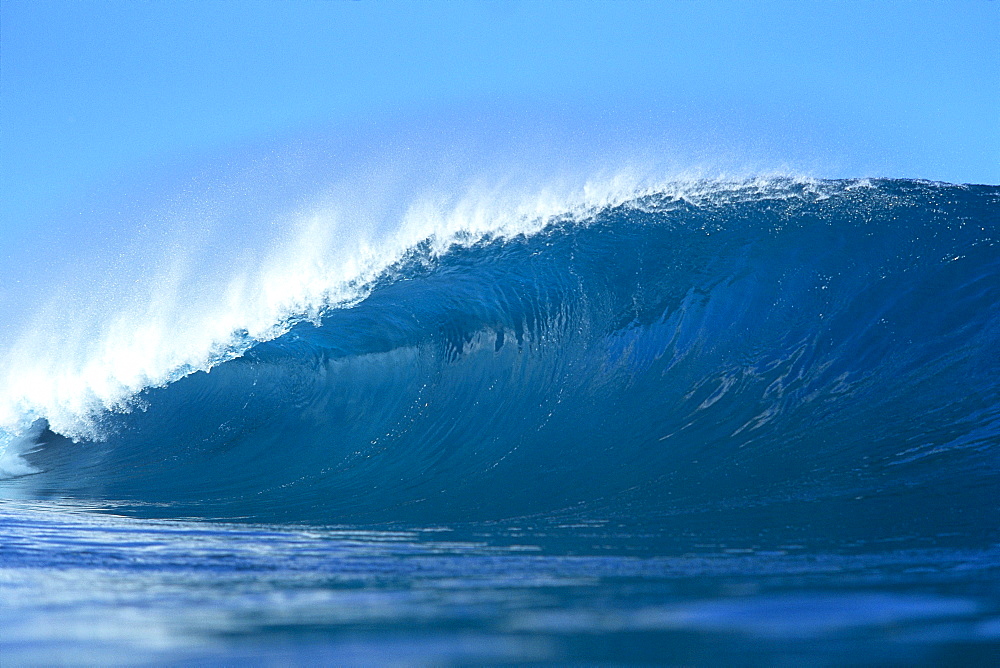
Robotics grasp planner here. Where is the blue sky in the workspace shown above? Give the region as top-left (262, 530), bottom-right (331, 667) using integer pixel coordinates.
top-left (2, 0), bottom-right (998, 243)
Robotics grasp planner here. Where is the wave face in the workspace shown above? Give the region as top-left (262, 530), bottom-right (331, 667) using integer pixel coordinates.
top-left (4, 179), bottom-right (999, 538)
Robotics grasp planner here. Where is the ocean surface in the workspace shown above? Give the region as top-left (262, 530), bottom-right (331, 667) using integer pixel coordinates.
top-left (1, 178), bottom-right (998, 665)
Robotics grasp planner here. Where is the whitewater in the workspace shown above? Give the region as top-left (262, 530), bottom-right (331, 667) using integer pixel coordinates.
top-left (1, 139), bottom-right (998, 662)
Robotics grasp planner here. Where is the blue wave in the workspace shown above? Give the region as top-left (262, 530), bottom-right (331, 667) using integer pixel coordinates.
top-left (6, 179), bottom-right (999, 539)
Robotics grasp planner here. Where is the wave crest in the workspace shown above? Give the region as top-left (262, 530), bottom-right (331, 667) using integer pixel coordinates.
top-left (4, 179), bottom-right (997, 532)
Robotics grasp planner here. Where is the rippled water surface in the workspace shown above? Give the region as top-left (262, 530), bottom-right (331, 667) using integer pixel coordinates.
top-left (3, 500), bottom-right (999, 665)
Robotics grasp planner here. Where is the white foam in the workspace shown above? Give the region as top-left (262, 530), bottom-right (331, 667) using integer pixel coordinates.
top-left (0, 423), bottom-right (44, 479)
